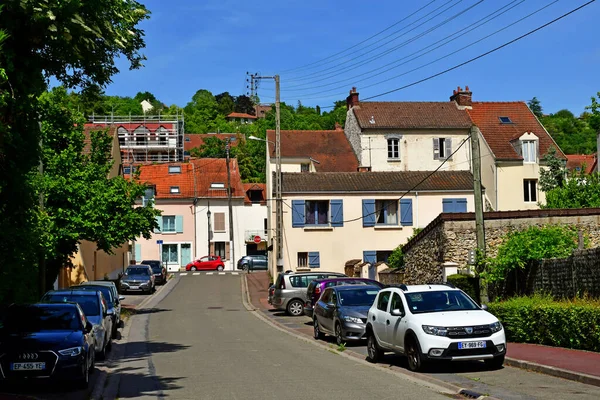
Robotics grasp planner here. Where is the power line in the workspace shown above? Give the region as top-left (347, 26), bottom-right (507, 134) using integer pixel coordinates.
top-left (280, 0), bottom-right (440, 74)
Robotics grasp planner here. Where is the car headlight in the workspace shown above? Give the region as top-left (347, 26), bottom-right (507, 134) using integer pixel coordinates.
top-left (58, 346), bottom-right (83, 357)
top-left (490, 321), bottom-right (503, 333)
top-left (140, 281), bottom-right (150, 286)
top-left (343, 316), bottom-right (363, 324)
top-left (422, 325), bottom-right (448, 336)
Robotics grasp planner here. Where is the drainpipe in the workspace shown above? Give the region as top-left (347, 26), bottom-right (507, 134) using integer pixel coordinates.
top-left (415, 191), bottom-right (419, 228)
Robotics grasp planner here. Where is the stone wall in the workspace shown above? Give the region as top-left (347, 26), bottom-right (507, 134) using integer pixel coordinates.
top-left (533, 247), bottom-right (600, 298)
top-left (378, 268), bottom-right (406, 285)
top-left (343, 109), bottom-right (363, 166)
top-left (403, 210), bottom-right (600, 285)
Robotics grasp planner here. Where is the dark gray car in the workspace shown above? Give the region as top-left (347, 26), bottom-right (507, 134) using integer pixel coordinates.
top-left (74, 283), bottom-right (125, 338)
top-left (121, 265), bottom-right (155, 294)
top-left (237, 255), bottom-right (268, 271)
top-left (313, 285), bottom-right (381, 345)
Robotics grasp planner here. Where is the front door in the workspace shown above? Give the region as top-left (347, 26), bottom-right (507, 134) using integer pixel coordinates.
top-left (162, 244), bottom-right (178, 271)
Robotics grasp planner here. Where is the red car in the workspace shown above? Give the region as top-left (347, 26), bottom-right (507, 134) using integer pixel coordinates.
top-left (186, 255), bottom-right (225, 271)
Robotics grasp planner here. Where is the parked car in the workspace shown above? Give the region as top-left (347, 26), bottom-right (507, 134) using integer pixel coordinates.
top-left (272, 271), bottom-right (347, 316)
top-left (365, 284), bottom-right (506, 372)
top-left (0, 303), bottom-right (96, 389)
top-left (41, 289), bottom-right (113, 360)
top-left (237, 255), bottom-right (268, 271)
top-left (304, 277), bottom-right (385, 318)
top-left (186, 255), bottom-right (225, 271)
top-left (313, 285), bottom-right (382, 345)
top-left (267, 284), bottom-right (275, 305)
top-left (141, 259), bottom-right (167, 284)
top-left (121, 264), bottom-right (155, 294)
top-left (74, 283), bottom-right (125, 338)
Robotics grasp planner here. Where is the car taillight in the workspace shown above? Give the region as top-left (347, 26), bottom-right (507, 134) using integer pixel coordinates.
top-left (314, 286), bottom-right (321, 295)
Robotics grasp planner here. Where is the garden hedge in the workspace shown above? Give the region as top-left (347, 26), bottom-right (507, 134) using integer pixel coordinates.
top-left (447, 274), bottom-right (480, 303)
top-left (487, 295), bottom-right (600, 352)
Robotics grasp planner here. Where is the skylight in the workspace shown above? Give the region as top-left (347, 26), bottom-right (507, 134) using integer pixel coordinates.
top-left (210, 183), bottom-right (225, 189)
top-left (168, 165), bottom-right (181, 174)
top-left (170, 186), bottom-right (180, 194)
top-left (499, 116), bottom-right (513, 124)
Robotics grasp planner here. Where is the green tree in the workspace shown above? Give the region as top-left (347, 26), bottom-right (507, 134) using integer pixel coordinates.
top-left (539, 147), bottom-right (566, 192)
top-left (190, 136), bottom-right (230, 158)
top-left (528, 97), bottom-right (543, 119)
top-left (0, 0), bottom-right (149, 302)
top-left (542, 170), bottom-right (600, 209)
top-left (184, 89), bottom-right (218, 133)
top-left (215, 92), bottom-right (235, 116)
top-left (234, 95), bottom-right (255, 115)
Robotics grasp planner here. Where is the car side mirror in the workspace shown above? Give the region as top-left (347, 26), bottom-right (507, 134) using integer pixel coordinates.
top-left (481, 304), bottom-right (489, 311)
top-left (390, 308), bottom-right (405, 317)
top-left (85, 321), bottom-right (93, 333)
top-left (119, 295), bottom-right (125, 301)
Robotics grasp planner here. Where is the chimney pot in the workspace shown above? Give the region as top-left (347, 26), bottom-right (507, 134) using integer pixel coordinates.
top-left (346, 87), bottom-right (360, 110)
top-left (450, 85), bottom-right (473, 107)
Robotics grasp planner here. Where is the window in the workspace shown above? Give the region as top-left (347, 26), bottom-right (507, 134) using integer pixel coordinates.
top-left (390, 293), bottom-right (405, 313)
top-left (162, 244), bottom-right (178, 265)
top-left (362, 199), bottom-right (412, 227)
top-left (211, 183), bottom-right (225, 189)
top-left (375, 200), bottom-right (398, 225)
top-left (168, 165), bottom-right (181, 174)
top-left (170, 186), bottom-right (180, 194)
top-left (377, 291), bottom-right (391, 311)
top-left (214, 242), bottom-right (226, 259)
top-left (185, 137), bottom-right (191, 142)
top-left (434, 138), bottom-right (452, 160)
top-left (499, 116), bottom-right (513, 124)
top-left (123, 166), bottom-right (137, 175)
top-left (377, 251), bottom-right (392, 263)
top-left (442, 198), bottom-right (467, 213)
top-left (305, 200), bottom-right (328, 225)
top-left (524, 179), bottom-right (537, 202)
top-left (142, 187), bottom-right (155, 207)
top-left (301, 163), bottom-right (309, 172)
top-left (522, 140), bottom-right (536, 163)
top-left (387, 137), bottom-right (400, 159)
top-left (162, 216), bottom-right (176, 232)
top-left (289, 275), bottom-right (315, 287)
top-left (292, 200), bottom-right (343, 228)
top-left (214, 212), bottom-right (226, 232)
top-left (298, 252), bottom-right (308, 268)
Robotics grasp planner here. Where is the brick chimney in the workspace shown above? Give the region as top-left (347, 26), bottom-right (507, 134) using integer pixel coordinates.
top-left (346, 87), bottom-right (359, 110)
top-left (450, 85), bottom-right (472, 107)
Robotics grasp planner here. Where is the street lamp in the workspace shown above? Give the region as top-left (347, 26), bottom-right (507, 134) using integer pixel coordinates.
top-left (207, 207), bottom-right (211, 257)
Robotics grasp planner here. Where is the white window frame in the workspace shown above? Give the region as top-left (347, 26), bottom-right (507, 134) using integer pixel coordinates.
top-left (162, 216), bottom-right (176, 232)
top-left (524, 179), bottom-right (538, 203)
top-left (522, 140), bottom-right (536, 163)
top-left (375, 199), bottom-right (398, 225)
top-left (170, 186), bottom-right (180, 194)
top-left (168, 165), bottom-right (181, 174)
top-left (387, 136), bottom-right (401, 160)
top-left (298, 252), bottom-right (308, 268)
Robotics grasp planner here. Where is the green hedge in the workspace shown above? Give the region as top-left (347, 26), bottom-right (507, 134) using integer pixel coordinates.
top-left (487, 295), bottom-right (600, 352)
top-left (447, 274), bottom-right (479, 303)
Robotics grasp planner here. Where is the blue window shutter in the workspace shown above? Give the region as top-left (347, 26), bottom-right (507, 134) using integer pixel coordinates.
top-left (175, 215), bottom-right (184, 233)
top-left (362, 199), bottom-right (376, 227)
top-left (400, 199), bottom-right (413, 226)
top-left (308, 252), bottom-right (320, 268)
top-left (330, 199), bottom-right (344, 227)
top-left (455, 198), bottom-right (467, 212)
top-left (292, 200), bottom-right (305, 228)
top-left (363, 250), bottom-right (377, 265)
top-left (134, 243), bottom-right (141, 262)
top-left (442, 199), bottom-right (454, 213)
top-left (154, 216), bottom-right (162, 233)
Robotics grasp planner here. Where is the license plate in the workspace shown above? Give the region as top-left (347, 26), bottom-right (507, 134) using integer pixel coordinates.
top-left (11, 362), bottom-right (46, 371)
top-left (129, 286), bottom-right (139, 290)
top-left (458, 341), bottom-right (486, 350)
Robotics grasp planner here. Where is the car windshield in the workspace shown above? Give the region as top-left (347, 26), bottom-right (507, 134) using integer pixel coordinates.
top-left (0, 306), bottom-right (81, 332)
top-left (142, 261), bottom-right (160, 269)
top-left (78, 286), bottom-right (112, 303)
top-left (126, 267), bottom-right (149, 276)
top-left (151, 266), bottom-right (162, 273)
top-left (404, 290), bottom-right (479, 314)
top-left (338, 288), bottom-right (380, 307)
top-left (42, 294), bottom-right (100, 316)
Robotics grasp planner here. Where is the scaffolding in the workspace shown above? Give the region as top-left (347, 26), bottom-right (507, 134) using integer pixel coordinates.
top-left (88, 113), bottom-right (185, 163)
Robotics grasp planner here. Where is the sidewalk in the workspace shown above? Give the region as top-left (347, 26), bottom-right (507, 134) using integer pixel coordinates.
top-left (245, 271), bottom-right (600, 387)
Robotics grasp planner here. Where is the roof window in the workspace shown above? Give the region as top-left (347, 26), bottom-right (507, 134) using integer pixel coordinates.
top-left (168, 165), bottom-right (181, 174)
top-left (170, 186), bottom-right (180, 194)
top-left (499, 116), bottom-right (513, 124)
top-left (211, 183), bottom-right (225, 189)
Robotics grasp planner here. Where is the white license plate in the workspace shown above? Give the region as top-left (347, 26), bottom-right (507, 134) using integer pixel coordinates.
top-left (458, 341), bottom-right (486, 350)
top-left (129, 286), bottom-right (139, 290)
top-left (11, 362), bottom-right (46, 371)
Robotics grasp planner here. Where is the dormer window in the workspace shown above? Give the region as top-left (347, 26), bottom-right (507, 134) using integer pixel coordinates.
top-left (499, 116), bottom-right (513, 124)
top-left (522, 140), bottom-right (536, 163)
top-left (301, 163), bottom-right (309, 172)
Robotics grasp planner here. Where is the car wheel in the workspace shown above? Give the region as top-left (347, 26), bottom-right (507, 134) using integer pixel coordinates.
top-left (242, 265), bottom-right (249, 272)
top-left (191, 266), bottom-right (197, 271)
top-left (97, 341), bottom-right (106, 361)
top-left (485, 355), bottom-right (505, 370)
top-left (217, 265), bottom-right (224, 272)
top-left (313, 318), bottom-right (325, 340)
top-left (406, 337), bottom-right (426, 372)
top-left (286, 299), bottom-right (304, 316)
top-left (367, 333), bottom-right (383, 363)
top-left (76, 358), bottom-right (89, 389)
top-left (335, 323), bottom-right (344, 346)
top-left (89, 349), bottom-right (95, 371)
top-left (106, 336), bottom-right (112, 351)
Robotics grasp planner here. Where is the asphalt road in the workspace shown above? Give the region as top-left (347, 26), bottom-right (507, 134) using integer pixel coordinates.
top-left (115, 273), bottom-right (456, 400)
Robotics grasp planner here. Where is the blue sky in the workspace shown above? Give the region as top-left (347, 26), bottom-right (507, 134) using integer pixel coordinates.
top-left (106, 0), bottom-right (600, 115)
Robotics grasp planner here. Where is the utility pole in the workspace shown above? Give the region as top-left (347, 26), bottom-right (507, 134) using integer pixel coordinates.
top-left (274, 75), bottom-right (283, 274)
top-left (130, 156), bottom-right (136, 264)
top-left (470, 125), bottom-right (488, 304)
top-left (226, 139), bottom-right (235, 270)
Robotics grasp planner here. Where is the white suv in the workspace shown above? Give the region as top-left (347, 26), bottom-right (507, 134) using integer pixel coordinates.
top-left (365, 284), bottom-right (506, 372)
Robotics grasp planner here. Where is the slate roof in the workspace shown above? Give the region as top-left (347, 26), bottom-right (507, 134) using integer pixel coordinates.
top-left (137, 158), bottom-right (244, 200)
top-left (566, 154), bottom-right (597, 174)
top-left (467, 102), bottom-right (566, 161)
top-left (351, 102), bottom-right (472, 129)
top-left (281, 171), bottom-right (475, 193)
top-left (266, 129), bottom-right (359, 172)
top-left (184, 133), bottom-right (239, 151)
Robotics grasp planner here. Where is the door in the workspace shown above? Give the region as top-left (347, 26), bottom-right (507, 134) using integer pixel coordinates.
top-left (162, 244), bottom-right (178, 270)
top-left (371, 290), bottom-right (391, 347)
top-left (197, 256), bottom-right (212, 270)
top-left (320, 289), bottom-right (337, 333)
top-left (368, 264), bottom-right (376, 280)
top-left (180, 244), bottom-right (191, 268)
top-left (387, 292), bottom-right (408, 352)
top-left (315, 289), bottom-right (332, 334)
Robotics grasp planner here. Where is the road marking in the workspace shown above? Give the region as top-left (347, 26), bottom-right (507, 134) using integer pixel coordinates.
top-left (193, 272), bottom-right (200, 276)
top-left (206, 272), bottom-right (214, 275)
top-left (180, 273), bottom-right (188, 276)
top-left (232, 272), bottom-right (239, 276)
top-left (219, 272), bottom-right (226, 275)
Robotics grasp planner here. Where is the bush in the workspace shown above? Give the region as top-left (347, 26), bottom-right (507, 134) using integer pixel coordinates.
top-left (447, 274), bottom-right (479, 303)
top-left (487, 295), bottom-right (600, 352)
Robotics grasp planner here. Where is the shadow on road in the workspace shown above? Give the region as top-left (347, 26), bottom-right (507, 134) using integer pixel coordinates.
top-left (116, 340), bottom-right (190, 361)
top-left (113, 372), bottom-right (184, 398)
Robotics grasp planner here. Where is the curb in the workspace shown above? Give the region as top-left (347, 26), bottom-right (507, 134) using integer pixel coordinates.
top-left (241, 276), bottom-right (501, 400)
top-left (505, 357), bottom-right (600, 388)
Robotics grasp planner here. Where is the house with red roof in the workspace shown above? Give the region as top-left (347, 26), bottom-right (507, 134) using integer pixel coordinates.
top-left (226, 112), bottom-right (257, 124)
top-left (566, 154), bottom-right (597, 174)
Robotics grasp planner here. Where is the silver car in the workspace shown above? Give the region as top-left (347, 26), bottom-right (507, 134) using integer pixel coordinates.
top-left (76, 282), bottom-right (125, 338)
top-left (272, 271), bottom-right (346, 316)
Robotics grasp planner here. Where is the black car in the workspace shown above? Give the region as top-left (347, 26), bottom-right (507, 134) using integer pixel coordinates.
top-left (141, 260), bottom-right (167, 285)
top-left (0, 303), bottom-right (95, 388)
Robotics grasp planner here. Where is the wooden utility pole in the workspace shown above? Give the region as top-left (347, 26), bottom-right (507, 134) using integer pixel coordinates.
top-left (226, 139), bottom-right (235, 270)
top-left (470, 125), bottom-right (488, 303)
top-left (275, 75), bottom-right (283, 274)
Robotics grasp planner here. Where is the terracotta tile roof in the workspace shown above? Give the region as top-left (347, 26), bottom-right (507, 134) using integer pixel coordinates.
top-left (184, 133), bottom-right (239, 151)
top-left (566, 154), bottom-right (597, 174)
top-left (467, 102), bottom-right (566, 161)
top-left (281, 171), bottom-right (475, 193)
top-left (82, 125), bottom-right (117, 155)
top-left (227, 112), bottom-right (257, 119)
top-left (266, 130), bottom-right (359, 172)
top-left (243, 183), bottom-right (266, 204)
top-left (351, 102), bottom-right (472, 129)
top-left (136, 158), bottom-right (244, 200)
